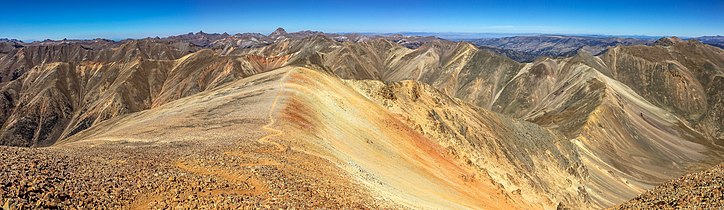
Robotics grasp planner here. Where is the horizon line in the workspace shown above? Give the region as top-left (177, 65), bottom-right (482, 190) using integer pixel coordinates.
top-left (3, 29), bottom-right (722, 43)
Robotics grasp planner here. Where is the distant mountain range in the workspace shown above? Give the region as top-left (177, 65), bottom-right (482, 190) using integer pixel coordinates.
top-left (5, 32), bottom-right (722, 63)
top-left (695, 35), bottom-right (724, 48)
top-left (469, 36), bottom-right (655, 62)
top-left (468, 35), bottom-right (724, 62)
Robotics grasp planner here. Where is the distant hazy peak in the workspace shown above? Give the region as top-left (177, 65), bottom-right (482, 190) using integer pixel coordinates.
top-left (270, 27), bottom-right (288, 37)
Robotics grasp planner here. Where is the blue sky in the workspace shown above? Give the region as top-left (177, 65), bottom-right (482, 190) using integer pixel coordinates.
top-left (1, 0), bottom-right (722, 40)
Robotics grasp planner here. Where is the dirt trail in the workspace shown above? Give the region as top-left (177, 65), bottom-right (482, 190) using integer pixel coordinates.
top-left (132, 71), bottom-right (294, 209)
top-left (222, 70), bottom-right (291, 160)
top-left (246, 71), bottom-right (290, 154)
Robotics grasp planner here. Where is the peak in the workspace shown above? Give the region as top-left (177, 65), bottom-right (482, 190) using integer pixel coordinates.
top-left (654, 36), bottom-right (684, 46)
top-left (270, 27), bottom-right (288, 36)
top-left (0, 38), bottom-right (22, 43)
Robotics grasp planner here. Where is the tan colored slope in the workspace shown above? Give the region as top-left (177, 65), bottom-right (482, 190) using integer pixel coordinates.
top-left (512, 61), bottom-right (724, 207)
top-left (484, 50), bottom-right (724, 207)
top-left (601, 41), bottom-right (724, 142)
top-left (63, 68), bottom-right (387, 208)
top-left (491, 58), bottom-right (561, 117)
top-left (4, 68), bottom-right (383, 209)
top-left (571, 68), bottom-right (722, 207)
top-left (272, 68), bottom-right (529, 209)
top-left (345, 79), bottom-right (592, 209)
top-left (0, 49), bottom-right (290, 146)
top-left (63, 66), bottom-right (534, 209)
top-left (61, 63), bottom-right (283, 145)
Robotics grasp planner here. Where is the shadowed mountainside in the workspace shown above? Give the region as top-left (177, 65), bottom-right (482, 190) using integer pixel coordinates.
top-left (470, 35), bottom-right (653, 62)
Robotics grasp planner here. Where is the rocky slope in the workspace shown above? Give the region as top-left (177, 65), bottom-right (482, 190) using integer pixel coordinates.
top-left (1, 69), bottom-right (389, 209)
top-left (614, 163), bottom-right (724, 209)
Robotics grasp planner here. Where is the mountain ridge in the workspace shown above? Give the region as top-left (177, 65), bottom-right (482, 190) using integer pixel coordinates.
top-left (0, 29), bottom-right (723, 209)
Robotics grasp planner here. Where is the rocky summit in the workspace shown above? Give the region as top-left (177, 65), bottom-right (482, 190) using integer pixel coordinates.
top-left (0, 29), bottom-right (723, 209)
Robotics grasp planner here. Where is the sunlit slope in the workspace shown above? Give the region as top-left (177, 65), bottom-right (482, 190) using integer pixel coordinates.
top-left (61, 66), bottom-right (529, 209)
top-left (273, 67), bottom-right (529, 209)
top-left (60, 68), bottom-right (388, 208)
top-left (345, 79), bottom-right (592, 209)
top-left (569, 67), bottom-right (722, 207)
